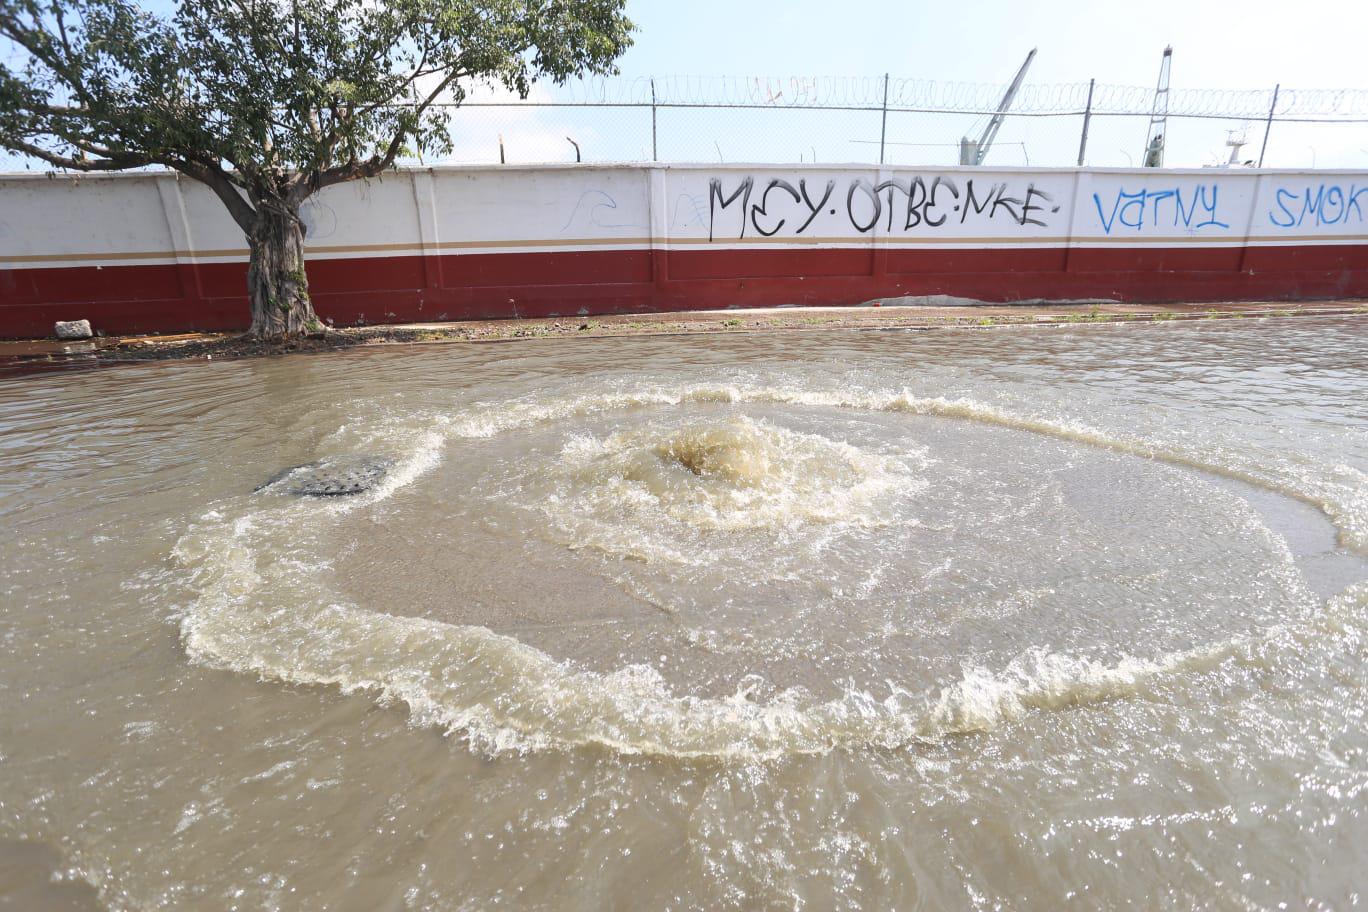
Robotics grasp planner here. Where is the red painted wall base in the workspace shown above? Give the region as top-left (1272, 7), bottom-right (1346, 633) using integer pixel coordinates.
top-left (3, 245), bottom-right (1367, 338)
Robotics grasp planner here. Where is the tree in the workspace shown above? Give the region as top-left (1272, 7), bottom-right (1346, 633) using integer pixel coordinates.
top-left (0, 0), bottom-right (633, 338)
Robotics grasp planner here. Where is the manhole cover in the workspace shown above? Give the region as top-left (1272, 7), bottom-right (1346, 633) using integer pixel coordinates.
top-left (256, 456), bottom-right (395, 497)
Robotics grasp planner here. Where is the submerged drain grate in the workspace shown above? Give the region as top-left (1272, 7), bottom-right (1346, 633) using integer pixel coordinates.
top-left (256, 456), bottom-right (396, 497)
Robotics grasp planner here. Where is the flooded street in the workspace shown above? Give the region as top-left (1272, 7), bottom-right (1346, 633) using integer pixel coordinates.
top-left (1, 317), bottom-right (1365, 910)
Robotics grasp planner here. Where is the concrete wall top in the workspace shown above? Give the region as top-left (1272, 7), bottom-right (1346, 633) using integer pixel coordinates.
top-left (4, 162), bottom-right (1368, 176)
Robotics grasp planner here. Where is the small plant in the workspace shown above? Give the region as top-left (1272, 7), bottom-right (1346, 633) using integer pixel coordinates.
top-left (977, 317), bottom-right (995, 326)
top-left (723, 318), bottom-right (743, 327)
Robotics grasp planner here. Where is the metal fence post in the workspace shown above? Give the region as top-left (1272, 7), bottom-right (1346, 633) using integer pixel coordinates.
top-left (650, 78), bottom-right (658, 162)
top-left (1077, 78), bottom-right (1095, 166)
top-left (879, 73), bottom-right (890, 165)
top-left (1257, 83), bottom-right (1280, 168)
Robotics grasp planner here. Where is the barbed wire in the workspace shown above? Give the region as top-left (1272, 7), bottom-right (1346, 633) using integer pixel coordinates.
top-left (469, 75), bottom-right (1368, 119)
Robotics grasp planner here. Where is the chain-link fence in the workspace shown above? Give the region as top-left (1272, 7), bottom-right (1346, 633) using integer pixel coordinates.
top-left (428, 75), bottom-right (1368, 170)
top-left (2, 74), bottom-right (1365, 172)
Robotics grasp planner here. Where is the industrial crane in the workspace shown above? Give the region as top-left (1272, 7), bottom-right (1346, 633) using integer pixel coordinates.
top-left (1142, 46), bottom-right (1173, 167)
top-left (958, 48), bottom-right (1037, 166)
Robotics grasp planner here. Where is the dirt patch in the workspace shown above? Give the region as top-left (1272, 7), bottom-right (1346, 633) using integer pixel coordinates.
top-left (3, 301), bottom-right (1366, 368)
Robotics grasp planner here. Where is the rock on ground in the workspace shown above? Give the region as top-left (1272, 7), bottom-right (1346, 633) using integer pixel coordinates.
top-left (55, 319), bottom-right (93, 340)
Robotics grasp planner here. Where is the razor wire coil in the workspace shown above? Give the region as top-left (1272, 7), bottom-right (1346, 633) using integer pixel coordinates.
top-left (452, 75), bottom-right (1368, 120)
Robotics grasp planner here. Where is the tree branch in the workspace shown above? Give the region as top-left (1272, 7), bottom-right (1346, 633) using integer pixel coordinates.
top-left (3, 136), bottom-right (150, 171)
top-left (172, 157), bottom-right (258, 230)
top-left (0, 17), bottom-right (95, 108)
top-left (5, 134), bottom-right (255, 230)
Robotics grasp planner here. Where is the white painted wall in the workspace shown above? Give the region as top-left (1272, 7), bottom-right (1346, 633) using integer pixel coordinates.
top-left (1, 164), bottom-right (1365, 270)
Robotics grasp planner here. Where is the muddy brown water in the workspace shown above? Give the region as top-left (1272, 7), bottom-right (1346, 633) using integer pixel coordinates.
top-left (1, 317), bottom-right (1365, 910)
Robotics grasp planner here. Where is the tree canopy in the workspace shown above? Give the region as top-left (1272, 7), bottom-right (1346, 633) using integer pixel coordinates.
top-left (0, 0), bottom-right (634, 221)
top-left (0, 0), bottom-right (632, 337)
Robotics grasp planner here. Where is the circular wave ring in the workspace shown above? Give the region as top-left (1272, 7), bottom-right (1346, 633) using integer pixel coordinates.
top-left (175, 383), bottom-right (1368, 760)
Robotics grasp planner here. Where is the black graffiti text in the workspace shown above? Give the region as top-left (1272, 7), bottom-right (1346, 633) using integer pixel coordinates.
top-left (708, 175), bottom-right (1061, 241)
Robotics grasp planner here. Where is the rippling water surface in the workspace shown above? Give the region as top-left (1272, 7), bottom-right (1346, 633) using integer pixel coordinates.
top-left (1, 317), bottom-right (1365, 910)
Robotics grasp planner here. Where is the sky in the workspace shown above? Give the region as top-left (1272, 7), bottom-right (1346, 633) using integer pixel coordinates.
top-left (5, 0), bottom-right (1367, 170)
top-left (450, 0), bottom-right (1368, 168)
top-left (616, 0), bottom-right (1364, 92)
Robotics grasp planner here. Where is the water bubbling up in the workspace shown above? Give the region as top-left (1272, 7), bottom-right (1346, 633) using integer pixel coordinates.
top-left (171, 376), bottom-right (1366, 761)
top-left (539, 415), bottom-right (921, 563)
top-left (5, 321), bottom-right (1368, 910)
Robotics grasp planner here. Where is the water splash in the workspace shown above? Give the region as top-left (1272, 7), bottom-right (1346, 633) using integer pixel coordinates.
top-left (173, 380), bottom-right (1368, 761)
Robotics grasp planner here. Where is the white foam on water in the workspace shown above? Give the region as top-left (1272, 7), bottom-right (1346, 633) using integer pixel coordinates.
top-left (419, 382), bottom-right (1368, 554)
top-left (173, 382), bottom-right (1368, 761)
top-left (532, 414), bottom-right (924, 563)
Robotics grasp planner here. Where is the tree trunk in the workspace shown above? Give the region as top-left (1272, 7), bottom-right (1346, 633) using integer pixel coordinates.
top-left (245, 201), bottom-right (320, 339)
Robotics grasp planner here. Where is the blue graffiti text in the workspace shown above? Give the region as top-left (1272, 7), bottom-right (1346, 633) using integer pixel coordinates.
top-left (1269, 184), bottom-right (1367, 228)
top-left (1093, 185), bottom-right (1230, 235)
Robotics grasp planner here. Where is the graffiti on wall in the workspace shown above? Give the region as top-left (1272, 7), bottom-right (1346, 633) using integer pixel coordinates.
top-left (702, 174), bottom-right (1368, 241)
top-left (1268, 183), bottom-right (1367, 228)
top-left (706, 175), bottom-right (1063, 241)
top-left (1091, 185), bottom-right (1230, 235)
